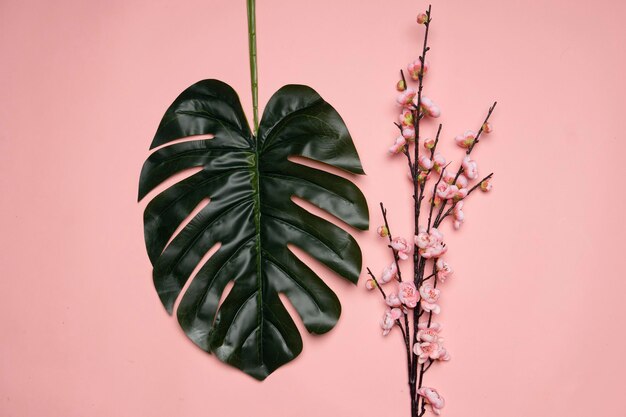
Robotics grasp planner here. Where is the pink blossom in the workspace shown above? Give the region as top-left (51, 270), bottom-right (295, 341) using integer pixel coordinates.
top-left (433, 152), bottom-right (446, 169)
top-left (415, 228), bottom-right (447, 259)
top-left (381, 307), bottom-right (403, 336)
top-left (453, 202), bottom-right (464, 229)
top-left (424, 137), bottom-right (435, 149)
top-left (454, 187), bottom-right (468, 200)
top-left (417, 388), bottom-right (445, 415)
top-left (414, 231), bottom-right (430, 249)
top-left (381, 262), bottom-right (398, 284)
top-left (455, 130), bottom-right (476, 148)
top-left (421, 243), bottom-right (447, 259)
top-left (377, 226), bottom-right (389, 237)
top-left (420, 284), bottom-right (441, 314)
top-left (417, 170), bottom-right (430, 184)
top-left (435, 181), bottom-right (451, 199)
top-left (454, 201), bottom-right (464, 219)
top-left (396, 88), bottom-right (417, 107)
top-left (408, 59), bottom-right (429, 80)
top-left (391, 237), bottom-right (413, 260)
top-left (416, 12), bottom-right (429, 24)
top-left (443, 171), bottom-right (455, 184)
top-left (436, 182), bottom-right (458, 200)
top-left (399, 109), bottom-right (414, 127)
top-left (385, 292), bottom-right (402, 307)
top-left (455, 174), bottom-right (468, 189)
top-left (402, 126), bottom-right (416, 141)
top-left (388, 136), bottom-right (406, 154)
top-left (417, 321), bottom-right (443, 342)
top-left (462, 155), bottom-right (479, 179)
top-left (420, 97), bottom-right (441, 118)
top-left (413, 341), bottom-right (444, 364)
top-left (438, 347), bottom-right (451, 361)
top-left (398, 281), bottom-right (420, 308)
top-left (481, 178), bottom-right (493, 192)
top-left (418, 155), bottom-right (434, 170)
top-left (429, 228), bottom-right (444, 243)
top-left (365, 279), bottom-right (377, 290)
top-left (436, 259), bottom-right (453, 282)
top-left (428, 105), bottom-right (441, 118)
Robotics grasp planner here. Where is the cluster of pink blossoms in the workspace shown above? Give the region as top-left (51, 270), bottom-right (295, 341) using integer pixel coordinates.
top-left (371, 228), bottom-right (451, 332)
top-left (390, 83), bottom-right (441, 155)
top-left (372, 221), bottom-right (453, 415)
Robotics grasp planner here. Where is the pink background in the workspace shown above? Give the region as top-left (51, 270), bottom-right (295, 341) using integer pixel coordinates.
top-left (2, 0), bottom-right (625, 416)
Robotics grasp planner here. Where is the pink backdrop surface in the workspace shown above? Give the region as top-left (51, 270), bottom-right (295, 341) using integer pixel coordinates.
top-left (1, 0), bottom-right (625, 416)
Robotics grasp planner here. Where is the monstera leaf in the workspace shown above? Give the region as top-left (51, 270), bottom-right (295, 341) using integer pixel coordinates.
top-left (138, 79), bottom-right (369, 380)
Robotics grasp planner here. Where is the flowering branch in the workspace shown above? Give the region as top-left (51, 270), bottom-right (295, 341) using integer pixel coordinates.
top-left (367, 6), bottom-right (497, 417)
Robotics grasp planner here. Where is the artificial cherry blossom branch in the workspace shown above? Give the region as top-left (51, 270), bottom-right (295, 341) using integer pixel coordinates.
top-left (368, 6), bottom-right (497, 417)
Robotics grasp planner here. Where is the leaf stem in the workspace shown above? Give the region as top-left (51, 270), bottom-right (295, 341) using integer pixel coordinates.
top-left (246, 0), bottom-right (259, 133)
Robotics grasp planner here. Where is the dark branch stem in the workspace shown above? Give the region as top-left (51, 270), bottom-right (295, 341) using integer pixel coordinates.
top-left (410, 6), bottom-right (432, 417)
top-left (366, 267), bottom-right (387, 299)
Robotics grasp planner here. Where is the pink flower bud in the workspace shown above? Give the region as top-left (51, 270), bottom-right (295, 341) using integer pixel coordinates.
top-left (417, 170), bottom-right (430, 183)
top-left (402, 126), bottom-right (416, 141)
top-left (389, 136), bottom-right (406, 154)
top-left (454, 188), bottom-right (468, 200)
top-left (396, 79), bottom-right (407, 91)
top-left (396, 88), bottom-right (417, 107)
top-left (428, 105), bottom-right (441, 118)
top-left (436, 181), bottom-right (451, 199)
top-left (377, 226), bottom-right (389, 237)
top-left (381, 263), bottom-right (398, 284)
top-left (365, 279), bottom-right (377, 290)
top-left (418, 155), bottom-right (434, 170)
top-left (416, 12), bottom-right (429, 24)
top-left (386, 292), bottom-right (402, 307)
top-left (462, 156), bottom-right (478, 179)
top-left (455, 174), bottom-right (468, 189)
top-left (424, 137), bottom-right (435, 149)
top-left (407, 59), bottom-right (429, 81)
top-left (482, 122), bottom-right (493, 133)
top-left (455, 130), bottom-right (476, 148)
top-left (454, 201), bottom-right (464, 220)
top-left (381, 307), bottom-right (402, 336)
top-left (420, 96), bottom-right (441, 118)
top-left (433, 152), bottom-right (446, 169)
top-left (480, 178), bottom-right (493, 192)
top-left (399, 109), bottom-right (414, 127)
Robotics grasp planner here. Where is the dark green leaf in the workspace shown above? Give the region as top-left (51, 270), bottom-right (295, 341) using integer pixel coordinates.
top-left (139, 79), bottom-right (368, 380)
